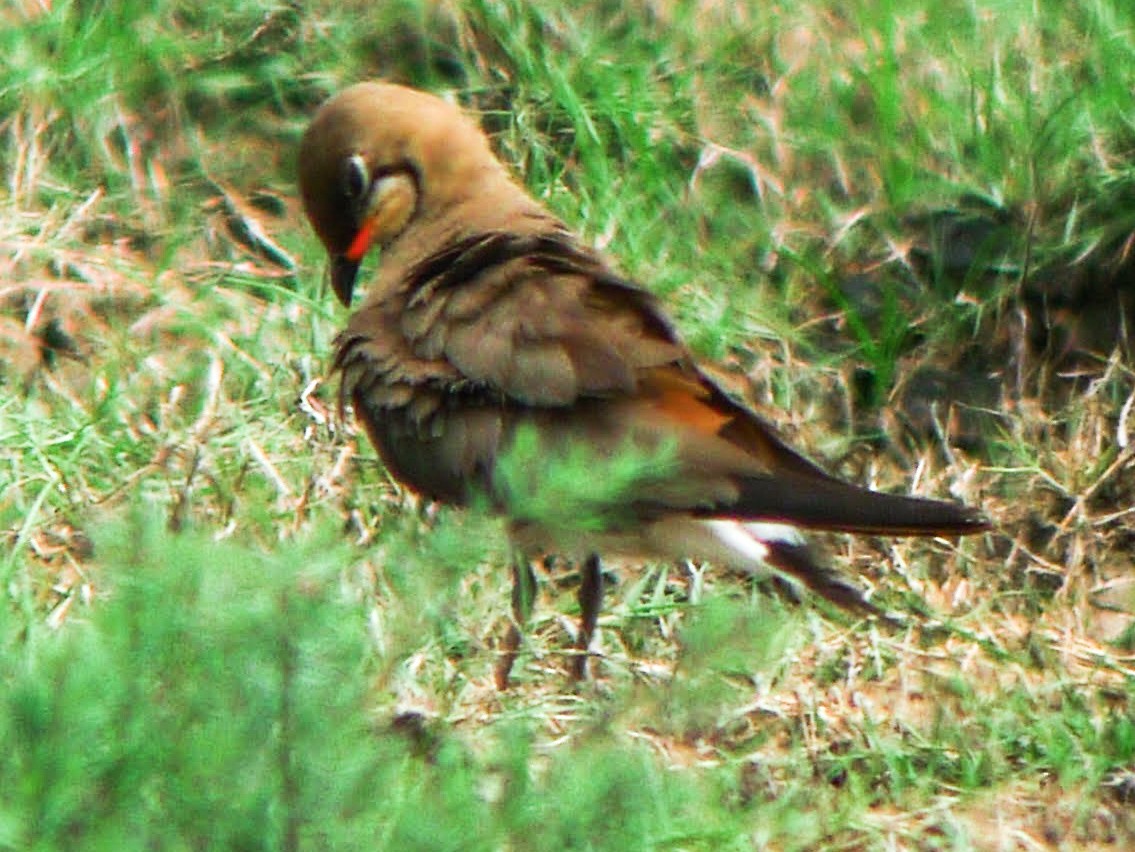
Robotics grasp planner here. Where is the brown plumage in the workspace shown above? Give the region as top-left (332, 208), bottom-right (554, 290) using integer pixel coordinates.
top-left (299, 82), bottom-right (990, 684)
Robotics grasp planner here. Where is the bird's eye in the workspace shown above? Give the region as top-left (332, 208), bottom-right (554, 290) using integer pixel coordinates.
top-left (342, 154), bottom-right (369, 202)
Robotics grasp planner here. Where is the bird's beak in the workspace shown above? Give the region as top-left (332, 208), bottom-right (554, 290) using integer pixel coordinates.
top-left (331, 201), bottom-right (379, 307)
top-left (331, 254), bottom-right (360, 307)
top-left (331, 172), bottom-right (417, 308)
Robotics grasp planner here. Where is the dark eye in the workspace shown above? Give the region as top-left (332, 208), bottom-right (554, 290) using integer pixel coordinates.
top-left (341, 154), bottom-right (368, 201)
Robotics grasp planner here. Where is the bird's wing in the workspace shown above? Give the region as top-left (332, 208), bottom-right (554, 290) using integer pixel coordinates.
top-left (335, 229), bottom-right (986, 535)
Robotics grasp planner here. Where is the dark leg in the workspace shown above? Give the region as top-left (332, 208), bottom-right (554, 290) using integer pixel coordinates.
top-left (495, 557), bottom-right (537, 689)
top-left (571, 553), bottom-right (603, 681)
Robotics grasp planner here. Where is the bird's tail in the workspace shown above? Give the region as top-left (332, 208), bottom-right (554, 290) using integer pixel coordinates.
top-left (728, 474), bottom-right (990, 536)
top-left (699, 519), bottom-right (897, 618)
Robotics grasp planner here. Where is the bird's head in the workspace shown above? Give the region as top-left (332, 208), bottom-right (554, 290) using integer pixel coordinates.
top-left (298, 82), bottom-right (504, 306)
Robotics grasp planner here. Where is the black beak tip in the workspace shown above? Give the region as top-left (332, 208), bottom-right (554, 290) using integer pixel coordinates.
top-left (331, 255), bottom-right (359, 307)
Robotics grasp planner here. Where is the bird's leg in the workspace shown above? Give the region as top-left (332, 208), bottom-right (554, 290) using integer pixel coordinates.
top-left (571, 553), bottom-right (603, 681)
top-left (495, 556), bottom-right (537, 689)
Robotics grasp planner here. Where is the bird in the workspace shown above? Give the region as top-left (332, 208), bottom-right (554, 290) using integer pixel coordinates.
top-left (298, 82), bottom-right (990, 687)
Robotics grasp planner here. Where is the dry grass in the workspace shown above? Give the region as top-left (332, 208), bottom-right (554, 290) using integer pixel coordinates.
top-left (3, 1), bottom-right (1135, 849)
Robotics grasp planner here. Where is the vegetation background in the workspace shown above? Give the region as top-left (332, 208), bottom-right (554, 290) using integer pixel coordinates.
top-left (3, 0), bottom-right (1134, 848)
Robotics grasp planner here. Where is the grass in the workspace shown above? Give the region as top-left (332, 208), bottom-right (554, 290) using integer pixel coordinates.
top-left (3, 0), bottom-right (1135, 849)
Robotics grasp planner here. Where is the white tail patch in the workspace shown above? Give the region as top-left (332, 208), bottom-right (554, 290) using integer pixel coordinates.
top-left (743, 521), bottom-right (806, 547)
top-left (635, 517), bottom-right (806, 578)
top-left (698, 519), bottom-right (804, 576)
top-left (637, 517), bottom-right (878, 616)
top-left (702, 519), bottom-right (772, 564)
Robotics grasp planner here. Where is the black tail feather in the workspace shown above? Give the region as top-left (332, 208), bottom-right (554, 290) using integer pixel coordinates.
top-left (760, 538), bottom-right (881, 615)
top-left (723, 473), bottom-right (990, 536)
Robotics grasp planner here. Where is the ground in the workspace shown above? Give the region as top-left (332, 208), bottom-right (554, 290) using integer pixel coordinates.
top-left (2, 2), bottom-right (1134, 849)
